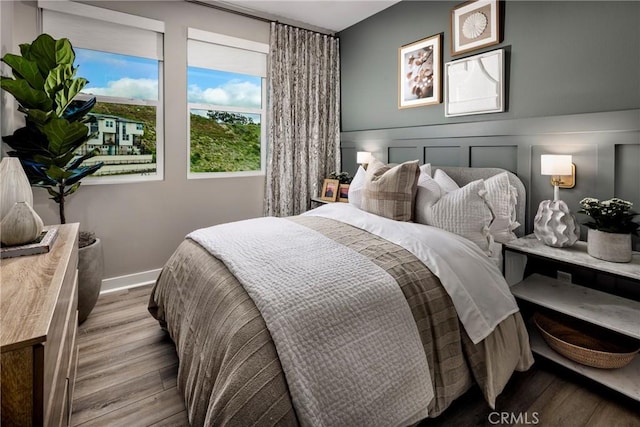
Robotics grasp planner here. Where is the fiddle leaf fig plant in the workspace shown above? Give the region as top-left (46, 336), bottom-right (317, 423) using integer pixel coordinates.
top-left (1, 33), bottom-right (103, 224)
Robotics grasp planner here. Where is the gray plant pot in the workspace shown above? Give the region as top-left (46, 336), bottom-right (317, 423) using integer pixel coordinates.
top-left (78, 237), bottom-right (104, 324)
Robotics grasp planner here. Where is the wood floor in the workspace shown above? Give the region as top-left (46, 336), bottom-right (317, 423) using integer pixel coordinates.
top-left (73, 285), bottom-right (640, 427)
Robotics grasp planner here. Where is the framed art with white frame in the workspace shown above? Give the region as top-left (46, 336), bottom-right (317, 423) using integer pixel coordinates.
top-left (444, 48), bottom-right (504, 117)
top-left (451, 0), bottom-right (500, 56)
top-left (398, 33), bottom-right (442, 109)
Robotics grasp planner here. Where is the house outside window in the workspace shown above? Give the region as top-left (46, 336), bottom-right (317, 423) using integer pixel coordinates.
top-left (187, 28), bottom-right (268, 178)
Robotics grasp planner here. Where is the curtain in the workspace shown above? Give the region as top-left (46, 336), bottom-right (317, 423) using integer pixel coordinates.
top-left (264, 22), bottom-right (341, 217)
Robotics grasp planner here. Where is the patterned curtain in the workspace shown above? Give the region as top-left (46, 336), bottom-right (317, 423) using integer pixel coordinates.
top-left (264, 22), bottom-right (341, 217)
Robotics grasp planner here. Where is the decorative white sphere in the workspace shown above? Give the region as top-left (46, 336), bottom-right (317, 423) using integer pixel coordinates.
top-left (534, 200), bottom-right (580, 248)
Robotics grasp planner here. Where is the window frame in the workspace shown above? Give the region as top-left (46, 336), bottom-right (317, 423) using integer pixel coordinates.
top-left (186, 29), bottom-right (268, 180)
top-left (39, 0), bottom-right (165, 185)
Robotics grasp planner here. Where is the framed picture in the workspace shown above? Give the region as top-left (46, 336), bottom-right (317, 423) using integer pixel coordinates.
top-left (445, 48), bottom-right (504, 117)
top-left (320, 179), bottom-right (340, 202)
top-left (398, 33), bottom-right (442, 109)
top-left (451, 0), bottom-right (500, 56)
top-left (338, 184), bottom-right (350, 202)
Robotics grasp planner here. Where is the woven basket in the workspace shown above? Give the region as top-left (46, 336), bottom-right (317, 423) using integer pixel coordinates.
top-left (534, 312), bottom-right (640, 369)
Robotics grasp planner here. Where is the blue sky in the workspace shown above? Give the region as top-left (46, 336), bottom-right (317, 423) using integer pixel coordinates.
top-left (75, 48), bottom-right (262, 108)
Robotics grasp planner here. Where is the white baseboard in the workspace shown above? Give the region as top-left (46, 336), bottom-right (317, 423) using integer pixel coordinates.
top-left (100, 268), bottom-right (162, 295)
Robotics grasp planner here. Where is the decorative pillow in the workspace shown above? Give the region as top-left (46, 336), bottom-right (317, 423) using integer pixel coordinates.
top-left (415, 172), bottom-right (442, 225)
top-left (361, 158), bottom-right (420, 221)
top-left (420, 163), bottom-right (432, 178)
top-left (483, 172), bottom-right (520, 243)
top-left (431, 170), bottom-right (520, 244)
top-left (415, 176), bottom-right (494, 254)
top-left (348, 166), bottom-right (366, 209)
top-left (433, 169), bottom-right (459, 193)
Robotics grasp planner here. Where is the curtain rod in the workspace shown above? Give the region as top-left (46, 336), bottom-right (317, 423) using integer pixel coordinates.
top-left (185, 0), bottom-right (338, 37)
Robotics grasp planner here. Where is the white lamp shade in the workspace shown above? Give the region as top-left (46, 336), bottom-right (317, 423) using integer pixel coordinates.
top-left (541, 155), bottom-right (572, 176)
top-left (356, 151), bottom-right (372, 164)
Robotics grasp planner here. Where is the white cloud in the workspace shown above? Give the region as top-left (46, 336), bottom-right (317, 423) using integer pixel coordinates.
top-left (84, 78), bottom-right (158, 101)
top-left (188, 79), bottom-right (261, 109)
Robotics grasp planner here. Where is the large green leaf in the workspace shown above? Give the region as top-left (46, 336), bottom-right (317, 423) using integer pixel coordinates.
top-left (2, 126), bottom-right (51, 154)
top-left (63, 98), bottom-right (96, 122)
top-left (44, 63), bottom-right (75, 95)
top-left (55, 77), bottom-right (88, 117)
top-left (68, 148), bottom-right (99, 169)
top-left (0, 78), bottom-right (52, 111)
top-left (27, 34), bottom-right (58, 76)
top-left (46, 164), bottom-right (75, 181)
top-left (55, 39), bottom-right (75, 65)
top-left (1, 54), bottom-right (45, 89)
top-left (21, 108), bottom-right (54, 126)
top-left (19, 42), bottom-right (32, 59)
top-left (66, 162), bottom-right (104, 185)
top-left (41, 118), bottom-right (89, 156)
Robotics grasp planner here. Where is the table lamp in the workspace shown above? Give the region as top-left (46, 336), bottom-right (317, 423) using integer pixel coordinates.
top-left (534, 154), bottom-right (580, 247)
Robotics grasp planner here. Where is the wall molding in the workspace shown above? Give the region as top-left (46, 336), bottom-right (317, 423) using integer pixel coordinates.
top-left (340, 109), bottom-right (640, 241)
top-left (100, 268), bottom-right (162, 295)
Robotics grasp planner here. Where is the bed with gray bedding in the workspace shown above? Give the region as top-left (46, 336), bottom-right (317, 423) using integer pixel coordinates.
top-left (149, 168), bottom-right (533, 426)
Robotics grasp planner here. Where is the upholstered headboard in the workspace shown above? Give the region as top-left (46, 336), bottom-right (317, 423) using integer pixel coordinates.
top-left (433, 166), bottom-right (527, 237)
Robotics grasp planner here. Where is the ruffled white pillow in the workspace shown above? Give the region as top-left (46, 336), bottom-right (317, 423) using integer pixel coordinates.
top-left (483, 172), bottom-right (521, 243)
top-left (415, 174), bottom-right (494, 254)
top-left (432, 170), bottom-right (520, 244)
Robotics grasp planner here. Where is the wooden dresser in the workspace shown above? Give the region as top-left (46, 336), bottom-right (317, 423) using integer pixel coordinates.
top-left (1, 223), bottom-right (80, 426)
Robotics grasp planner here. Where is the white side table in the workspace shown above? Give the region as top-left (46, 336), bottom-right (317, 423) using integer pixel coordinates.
top-left (504, 234), bottom-right (640, 402)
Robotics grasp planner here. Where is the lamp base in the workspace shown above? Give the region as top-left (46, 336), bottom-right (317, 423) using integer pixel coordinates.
top-left (533, 200), bottom-right (580, 248)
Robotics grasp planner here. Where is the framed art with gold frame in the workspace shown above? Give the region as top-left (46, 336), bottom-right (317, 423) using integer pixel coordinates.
top-left (451, 0), bottom-right (500, 56)
top-left (398, 33), bottom-right (442, 109)
top-left (337, 184), bottom-right (350, 202)
top-left (320, 179), bottom-right (340, 202)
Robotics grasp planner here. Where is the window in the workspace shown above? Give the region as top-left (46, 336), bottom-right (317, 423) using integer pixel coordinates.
top-left (40, 1), bottom-right (164, 183)
top-left (187, 28), bottom-right (268, 177)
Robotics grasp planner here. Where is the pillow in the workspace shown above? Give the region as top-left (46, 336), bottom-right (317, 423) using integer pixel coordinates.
top-left (415, 175), bottom-right (494, 254)
top-left (483, 172), bottom-right (521, 243)
top-left (348, 166), bottom-right (366, 209)
top-left (432, 169), bottom-right (520, 244)
top-left (433, 168), bottom-right (459, 193)
top-left (361, 158), bottom-right (420, 221)
top-left (420, 163), bottom-right (432, 178)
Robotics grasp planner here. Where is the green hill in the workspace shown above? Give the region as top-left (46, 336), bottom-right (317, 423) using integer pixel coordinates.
top-left (90, 103), bottom-right (261, 172)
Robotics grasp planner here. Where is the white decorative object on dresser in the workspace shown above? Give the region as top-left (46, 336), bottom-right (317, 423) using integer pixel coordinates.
top-left (504, 234), bottom-right (640, 402)
top-left (1, 223), bottom-right (80, 426)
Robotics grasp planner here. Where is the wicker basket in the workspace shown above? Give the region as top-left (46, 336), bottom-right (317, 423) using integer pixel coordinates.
top-left (533, 312), bottom-right (640, 369)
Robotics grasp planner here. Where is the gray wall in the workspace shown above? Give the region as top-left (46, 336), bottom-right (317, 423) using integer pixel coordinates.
top-left (339, 1), bottom-right (640, 131)
top-left (339, 1), bottom-right (640, 247)
top-left (2, 1), bottom-right (269, 282)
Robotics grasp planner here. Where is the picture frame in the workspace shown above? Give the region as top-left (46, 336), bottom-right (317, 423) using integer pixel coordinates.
top-left (338, 184), bottom-right (350, 202)
top-left (320, 179), bottom-right (340, 202)
top-left (451, 0), bottom-right (500, 56)
top-left (398, 33), bottom-right (442, 109)
top-left (444, 48), bottom-right (504, 117)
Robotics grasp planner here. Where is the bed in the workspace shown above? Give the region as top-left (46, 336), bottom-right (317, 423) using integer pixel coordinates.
top-left (149, 164), bottom-right (533, 426)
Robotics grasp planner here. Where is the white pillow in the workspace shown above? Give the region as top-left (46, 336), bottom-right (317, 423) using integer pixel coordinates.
top-left (484, 172), bottom-right (521, 243)
top-left (348, 166), bottom-right (366, 208)
top-left (432, 170), bottom-right (520, 244)
top-left (433, 169), bottom-right (459, 193)
top-left (415, 175), bottom-right (493, 254)
top-left (420, 163), bottom-right (432, 178)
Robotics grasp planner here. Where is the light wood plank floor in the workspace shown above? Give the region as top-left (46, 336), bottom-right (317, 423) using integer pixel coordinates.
top-left (74, 285), bottom-right (640, 426)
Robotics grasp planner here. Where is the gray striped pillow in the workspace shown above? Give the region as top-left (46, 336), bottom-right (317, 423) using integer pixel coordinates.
top-left (361, 158), bottom-right (420, 221)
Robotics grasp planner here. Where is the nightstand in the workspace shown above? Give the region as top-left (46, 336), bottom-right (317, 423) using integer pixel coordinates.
top-left (310, 196), bottom-right (334, 208)
top-left (504, 234), bottom-right (640, 402)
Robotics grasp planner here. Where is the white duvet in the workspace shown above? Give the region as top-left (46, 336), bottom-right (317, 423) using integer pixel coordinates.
top-left (304, 203), bottom-right (519, 344)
